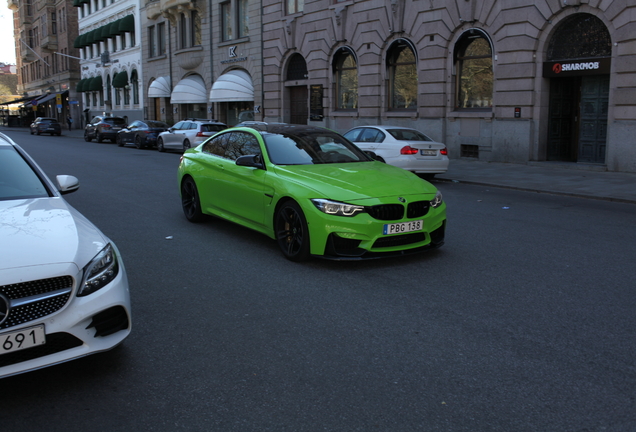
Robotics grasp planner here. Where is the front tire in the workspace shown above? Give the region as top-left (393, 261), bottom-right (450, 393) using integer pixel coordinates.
top-left (157, 137), bottom-right (165, 152)
top-left (181, 177), bottom-right (204, 223)
top-left (275, 200), bottom-right (310, 262)
top-left (135, 135), bottom-right (144, 149)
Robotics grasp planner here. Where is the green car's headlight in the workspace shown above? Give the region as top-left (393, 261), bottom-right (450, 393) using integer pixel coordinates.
top-left (78, 243), bottom-right (119, 297)
top-left (430, 191), bottom-right (443, 208)
top-left (311, 199), bottom-right (365, 217)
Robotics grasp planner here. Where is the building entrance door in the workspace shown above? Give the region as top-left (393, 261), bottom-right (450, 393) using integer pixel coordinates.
top-left (289, 86), bottom-right (308, 125)
top-left (547, 75), bottom-right (609, 163)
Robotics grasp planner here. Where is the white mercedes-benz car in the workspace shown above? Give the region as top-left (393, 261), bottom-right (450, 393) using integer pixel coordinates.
top-left (0, 133), bottom-right (131, 378)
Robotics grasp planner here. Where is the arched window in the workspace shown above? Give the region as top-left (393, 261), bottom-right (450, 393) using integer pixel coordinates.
top-left (387, 40), bottom-right (417, 110)
top-left (454, 30), bottom-right (493, 109)
top-left (286, 53), bottom-right (308, 80)
top-left (333, 47), bottom-right (358, 110)
top-left (106, 75), bottom-right (112, 105)
top-left (547, 13), bottom-right (611, 61)
top-left (131, 69), bottom-right (139, 104)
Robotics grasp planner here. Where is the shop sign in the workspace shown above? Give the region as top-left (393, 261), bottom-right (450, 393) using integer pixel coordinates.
top-left (543, 57), bottom-right (611, 78)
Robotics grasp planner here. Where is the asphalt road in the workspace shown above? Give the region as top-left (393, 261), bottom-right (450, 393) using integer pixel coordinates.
top-left (2, 129), bottom-right (635, 431)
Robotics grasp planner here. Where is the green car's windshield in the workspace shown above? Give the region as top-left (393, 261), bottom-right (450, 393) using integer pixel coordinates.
top-left (263, 130), bottom-right (372, 165)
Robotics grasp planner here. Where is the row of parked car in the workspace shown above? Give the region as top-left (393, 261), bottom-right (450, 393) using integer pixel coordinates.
top-left (81, 116), bottom-right (450, 178)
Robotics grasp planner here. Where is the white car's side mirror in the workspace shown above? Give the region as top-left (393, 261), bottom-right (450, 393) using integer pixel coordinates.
top-left (56, 175), bottom-right (80, 195)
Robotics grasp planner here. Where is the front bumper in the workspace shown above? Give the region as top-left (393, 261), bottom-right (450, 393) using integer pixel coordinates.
top-left (302, 199), bottom-right (447, 260)
top-left (0, 254), bottom-right (131, 379)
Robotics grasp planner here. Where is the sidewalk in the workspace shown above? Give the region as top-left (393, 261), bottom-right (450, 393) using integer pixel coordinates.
top-left (436, 159), bottom-right (636, 204)
top-left (3, 125), bottom-right (635, 204)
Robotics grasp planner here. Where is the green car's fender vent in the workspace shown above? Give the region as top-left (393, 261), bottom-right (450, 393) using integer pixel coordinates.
top-left (373, 232), bottom-right (426, 248)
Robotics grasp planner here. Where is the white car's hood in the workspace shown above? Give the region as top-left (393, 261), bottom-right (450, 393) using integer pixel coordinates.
top-left (0, 197), bottom-right (107, 272)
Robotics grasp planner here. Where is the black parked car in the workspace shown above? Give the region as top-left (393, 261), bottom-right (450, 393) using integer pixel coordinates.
top-left (116, 120), bottom-right (171, 149)
top-left (84, 115), bottom-right (127, 143)
top-left (30, 117), bottom-right (62, 136)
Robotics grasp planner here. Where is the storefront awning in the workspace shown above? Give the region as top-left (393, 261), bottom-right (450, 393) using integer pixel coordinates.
top-left (148, 76), bottom-right (171, 98)
top-left (87, 76), bottom-right (103, 92)
top-left (171, 75), bottom-right (207, 104)
top-left (113, 71), bottom-right (129, 88)
top-left (209, 70), bottom-right (254, 102)
top-left (35, 93), bottom-right (58, 104)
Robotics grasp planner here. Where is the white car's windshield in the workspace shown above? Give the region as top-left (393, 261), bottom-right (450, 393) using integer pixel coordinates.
top-left (0, 147), bottom-right (50, 200)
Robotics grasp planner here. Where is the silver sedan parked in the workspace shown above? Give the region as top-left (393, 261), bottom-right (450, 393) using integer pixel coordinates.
top-left (344, 125), bottom-right (449, 179)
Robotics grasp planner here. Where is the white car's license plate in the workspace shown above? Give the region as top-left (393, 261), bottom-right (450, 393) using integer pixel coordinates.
top-left (421, 150), bottom-right (437, 156)
top-left (1, 325), bottom-right (46, 355)
top-left (383, 220), bottom-right (423, 235)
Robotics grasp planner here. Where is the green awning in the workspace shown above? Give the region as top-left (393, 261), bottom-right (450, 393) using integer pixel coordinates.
top-left (72, 0), bottom-right (81, 7)
top-left (88, 76), bottom-right (103, 91)
top-left (74, 35), bottom-right (83, 48)
top-left (117, 15), bottom-right (135, 34)
top-left (112, 71), bottom-right (129, 88)
top-left (100, 24), bottom-right (111, 41)
top-left (80, 0), bottom-right (89, 4)
top-left (76, 79), bottom-right (85, 92)
top-left (109, 20), bottom-right (121, 36)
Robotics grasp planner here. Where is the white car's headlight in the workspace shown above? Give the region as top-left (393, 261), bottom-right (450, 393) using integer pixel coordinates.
top-left (78, 243), bottom-right (119, 297)
top-left (311, 199), bottom-right (365, 217)
top-left (430, 191), bottom-right (443, 208)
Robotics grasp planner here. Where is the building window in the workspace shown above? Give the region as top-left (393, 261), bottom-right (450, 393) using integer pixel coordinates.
top-left (51, 12), bottom-right (57, 34)
top-left (179, 13), bottom-right (187, 49)
top-left (454, 30), bottom-right (493, 110)
top-left (157, 22), bottom-right (166, 54)
top-left (238, 0), bottom-right (248, 38)
top-left (148, 25), bottom-right (156, 57)
top-left (287, 0), bottom-right (304, 15)
top-left (106, 75), bottom-right (112, 105)
top-left (131, 70), bottom-right (139, 104)
top-left (333, 47), bottom-right (358, 110)
top-left (221, 2), bottom-right (232, 41)
top-left (191, 10), bottom-right (201, 45)
top-left (387, 40), bottom-right (417, 110)
top-left (286, 53), bottom-right (308, 80)
top-left (547, 13), bottom-right (611, 61)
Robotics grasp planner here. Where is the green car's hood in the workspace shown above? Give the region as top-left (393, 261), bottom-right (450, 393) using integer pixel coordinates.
top-left (272, 162), bottom-right (437, 202)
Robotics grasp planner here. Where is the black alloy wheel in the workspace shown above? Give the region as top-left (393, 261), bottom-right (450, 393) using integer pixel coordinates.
top-left (181, 177), bottom-right (204, 223)
top-left (135, 135), bottom-right (144, 149)
top-left (275, 200), bottom-right (310, 262)
top-left (157, 137), bottom-right (165, 152)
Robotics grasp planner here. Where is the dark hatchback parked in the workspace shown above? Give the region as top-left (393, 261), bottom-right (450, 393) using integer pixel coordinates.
top-left (116, 120), bottom-right (170, 149)
top-left (84, 116), bottom-right (127, 143)
top-left (30, 117), bottom-right (62, 136)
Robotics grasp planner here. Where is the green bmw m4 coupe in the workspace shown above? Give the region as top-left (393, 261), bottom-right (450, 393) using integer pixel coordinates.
top-left (177, 123), bottom-right (446, 261)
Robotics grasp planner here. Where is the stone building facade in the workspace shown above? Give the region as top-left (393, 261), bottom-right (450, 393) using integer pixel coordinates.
top-left (7, 0), bottom-right (81, 125)
top-left (74, 0), bottom-right (144, 127)
top-left (261, 0), bottom-right (636, 173)
top-left (141, 0), bottom-right (262, 126)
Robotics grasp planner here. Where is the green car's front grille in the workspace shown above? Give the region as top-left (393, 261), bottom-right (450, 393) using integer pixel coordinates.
top-left (365, 201), bottom-right (431, 221)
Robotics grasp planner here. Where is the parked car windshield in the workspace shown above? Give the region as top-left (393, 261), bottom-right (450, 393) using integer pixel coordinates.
top-left (0, 147), bottom-right (50, 200)
top-left (263, 130), bottom-right (372, 165)
top-left (386, 129), bottom-right (433, 142)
